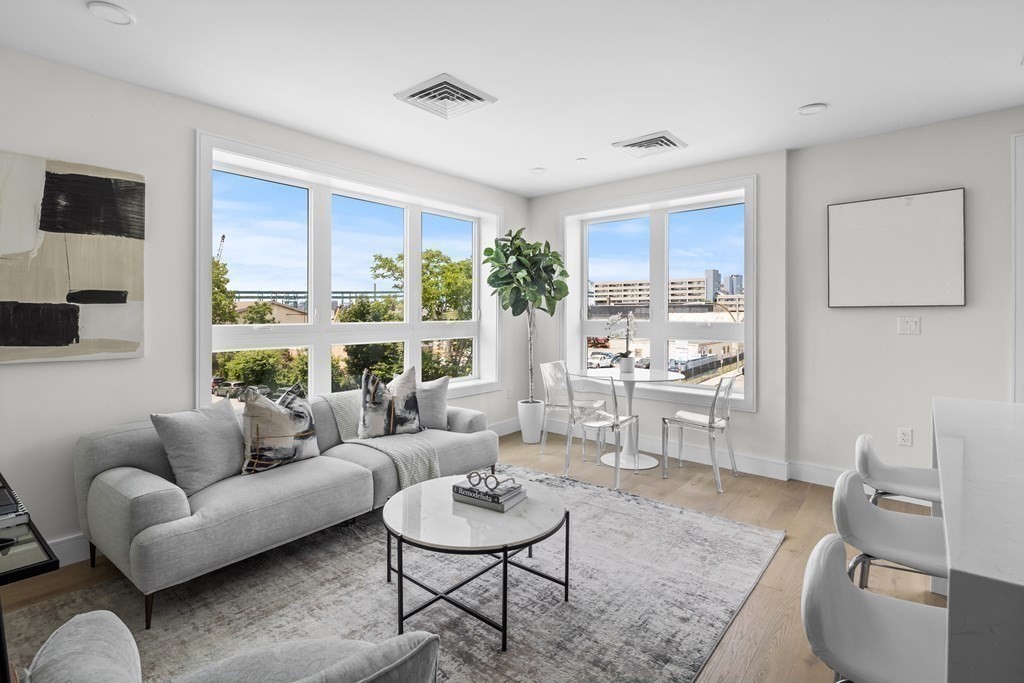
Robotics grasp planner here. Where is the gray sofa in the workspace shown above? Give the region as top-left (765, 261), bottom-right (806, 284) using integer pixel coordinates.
top-left (25, 610), bottom-right (439, 683)
top-left (75, 397), bottom-right (498, 629)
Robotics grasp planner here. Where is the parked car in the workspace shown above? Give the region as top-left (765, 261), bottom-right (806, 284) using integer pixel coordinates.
top-left (635, 357), bottom-right (651, 369)
top-left (587, 352), bottom-right (617, 368)
top-left (211, 377), bottom-right (225, 393)
top-left (214, 381), bottom-right (246, 398)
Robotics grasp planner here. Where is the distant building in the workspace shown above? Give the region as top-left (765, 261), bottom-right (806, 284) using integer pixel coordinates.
top-left (591, 269), bottom-right (744, 311)
top-left (727, 274), bottom-right (743, 295)
top-left (235, 300), bottom-right (308, 324)
top-left (705, 269), bottom-right (721, 302)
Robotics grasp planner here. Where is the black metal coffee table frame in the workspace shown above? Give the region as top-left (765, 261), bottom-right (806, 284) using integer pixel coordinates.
top-left (386, 510), bottom-right (569, 651)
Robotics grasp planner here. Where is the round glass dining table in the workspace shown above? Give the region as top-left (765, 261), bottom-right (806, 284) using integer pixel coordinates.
top-left (581, 367), bottom-right (685, 470)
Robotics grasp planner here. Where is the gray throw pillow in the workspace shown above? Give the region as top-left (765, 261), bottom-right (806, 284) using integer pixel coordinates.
top-left (150, 398), bottom-right (244, 496)
top-left (240, 385), bottom-right (318, 474)
top-left (414, 375), bottom-right (449, 430)
top-left (358, 367), bottom-right (420, 438)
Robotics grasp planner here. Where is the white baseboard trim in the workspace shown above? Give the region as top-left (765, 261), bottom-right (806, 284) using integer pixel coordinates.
top-left (788, 461), bottom-right (932, 508)
top-left (50, 532), bottom-right (90, 566)
top-left (489, 418), bottom-right (521, 437)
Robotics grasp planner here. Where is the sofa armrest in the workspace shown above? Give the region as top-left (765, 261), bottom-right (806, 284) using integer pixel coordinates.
top-left (26, 610), bottom-right (141, 683)
top-left (87, 467), bottom-right (190, 572)
top-left (446, 406), bottom-right (487, 433)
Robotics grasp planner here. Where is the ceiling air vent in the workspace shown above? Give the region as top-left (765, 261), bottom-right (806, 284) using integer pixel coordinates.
top-left (395, 73), bottom-right (496, 119)
top-left (612, 131), bottom-right (688, 158)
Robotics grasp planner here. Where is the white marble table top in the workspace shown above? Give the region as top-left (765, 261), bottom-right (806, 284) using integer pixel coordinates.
top-left (933, 396), bottom-right (1024, 587)
top-left (580, 368), bottom-right (686, 383)
top-left (382, 475), bottom-right (567, 552)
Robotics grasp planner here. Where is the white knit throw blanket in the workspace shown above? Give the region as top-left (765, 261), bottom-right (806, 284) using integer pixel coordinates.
top-left (348, 432), bottom-right (441, 490)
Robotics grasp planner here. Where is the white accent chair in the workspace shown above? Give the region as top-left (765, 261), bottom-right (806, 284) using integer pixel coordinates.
top-left (832, 470), bottom-right (947, 589)
top-left (801, 534), bottom-right (947, 683)
top-left (856, 433), bottom-right (942, 505)
top-left (539, 360), bottom-right (606, 455)
top-left (660, 375), bottom-right (738, 493)
top-left (564, 373), bottom-right (637, 490)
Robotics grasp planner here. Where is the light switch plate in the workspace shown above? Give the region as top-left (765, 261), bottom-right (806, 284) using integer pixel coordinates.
top-left (897, 316), bottom-right (921, 335)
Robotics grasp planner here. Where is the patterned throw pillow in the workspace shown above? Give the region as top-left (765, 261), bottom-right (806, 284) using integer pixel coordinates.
top-left (240, 384), bottom-right (318, 474)
top-left (358, 367), bottom-right (421, 438)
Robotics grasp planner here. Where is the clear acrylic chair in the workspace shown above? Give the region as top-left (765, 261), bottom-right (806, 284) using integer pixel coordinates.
top-left (539, 361), bottom-right (606, 455)
top-left (660, 375), bottom-right (738, 493)
top-left (564, 372), bottom-right (638, 490)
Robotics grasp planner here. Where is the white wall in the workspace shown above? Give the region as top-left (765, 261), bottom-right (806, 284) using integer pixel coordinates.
top-left (530, 106), bottom-right (1024, 486)
top-left (528, 152), bottom-right (790, 476)
top-left (787, 106), bottom-right (1024, 477)
top-left (0, 48), bottom-right (528, 560)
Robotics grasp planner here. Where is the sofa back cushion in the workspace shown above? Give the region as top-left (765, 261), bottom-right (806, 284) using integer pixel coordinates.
top-left (150, 398), bottom-right (244, 497)
top-left (26, 611), bottom-right (141, 683)
top-left (312, 631), bottom-right (439, 683)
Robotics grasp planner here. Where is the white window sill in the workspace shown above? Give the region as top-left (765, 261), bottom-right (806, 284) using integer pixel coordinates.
top-left (447, 378), bottom-right (501, 400)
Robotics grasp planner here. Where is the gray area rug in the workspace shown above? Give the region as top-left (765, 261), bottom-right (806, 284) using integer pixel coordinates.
top-left (6, 465), bottom-right (784, 682)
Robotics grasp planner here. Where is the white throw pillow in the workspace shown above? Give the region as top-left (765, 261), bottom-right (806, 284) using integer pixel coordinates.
top-left (415, 375), bottom-right (449, 430)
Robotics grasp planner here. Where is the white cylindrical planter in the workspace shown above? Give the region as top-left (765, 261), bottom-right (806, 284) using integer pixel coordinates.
top-left (619, 356), bottom-right (635, 374)
top-left (518, 399), bottom-right (545, 443)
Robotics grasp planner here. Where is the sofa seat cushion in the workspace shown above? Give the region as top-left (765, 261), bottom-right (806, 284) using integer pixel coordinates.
top-left (175, 632), bottom-right (439, 683)
top-left (128, 457), bottom-right (373, 594)
top-left (322, 428), bottom-right (498, 508)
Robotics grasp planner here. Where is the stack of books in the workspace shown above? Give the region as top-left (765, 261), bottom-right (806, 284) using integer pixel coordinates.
top-left (452, 478), bottom-right (526, 512)
top-left (0, 484), bottom-right (29, 529)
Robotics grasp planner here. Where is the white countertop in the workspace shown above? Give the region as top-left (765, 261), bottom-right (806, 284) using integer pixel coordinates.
top-left (382, 476), bottom-right (566, 552)
top-left (933, 397), bottom-right (1024, 587)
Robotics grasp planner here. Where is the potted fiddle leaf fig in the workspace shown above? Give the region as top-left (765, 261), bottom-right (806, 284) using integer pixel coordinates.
top-left (483, 228), bottom-right (569, 443)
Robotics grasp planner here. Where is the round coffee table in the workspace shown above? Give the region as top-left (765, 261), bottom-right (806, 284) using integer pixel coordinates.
top-left (383, 475), bottom-right (569, 651)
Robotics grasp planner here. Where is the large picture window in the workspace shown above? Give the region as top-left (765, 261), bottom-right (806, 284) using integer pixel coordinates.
top-left (570, 177), bottom-right (755, 409)
top-left (197, 135), bottom-right (499, 405)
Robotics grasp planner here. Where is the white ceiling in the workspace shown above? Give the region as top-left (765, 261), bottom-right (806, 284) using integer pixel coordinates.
top-left (1, 0), bottom-right (1023, 197)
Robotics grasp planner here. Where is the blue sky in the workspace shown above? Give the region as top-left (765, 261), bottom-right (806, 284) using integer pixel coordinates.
top-left (213, 171), bottom-right (473, 292)
top-left (588, 203), bottom-right (745, 283)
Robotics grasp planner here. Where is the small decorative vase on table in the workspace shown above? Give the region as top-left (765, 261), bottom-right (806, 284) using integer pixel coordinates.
top-left (618, 356), bottom-right (635, 374)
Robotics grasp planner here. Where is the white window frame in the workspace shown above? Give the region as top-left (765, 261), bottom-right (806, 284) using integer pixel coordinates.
top-left (560, 176), bottom-right (757, 412)
top-left (195, 132), bottom-right (501, 407)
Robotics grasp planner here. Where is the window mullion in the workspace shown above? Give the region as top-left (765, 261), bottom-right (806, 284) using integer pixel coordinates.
top-left (407, 206), bottom-right (424, 378)
top-left (309, 184), bottom-right (333, 397)
top-left (649, 209), bottom-right (668, 370)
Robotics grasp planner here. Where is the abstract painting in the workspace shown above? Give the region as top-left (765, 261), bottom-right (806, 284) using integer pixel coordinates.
top-left (0, 150), bottom-right (144, 363)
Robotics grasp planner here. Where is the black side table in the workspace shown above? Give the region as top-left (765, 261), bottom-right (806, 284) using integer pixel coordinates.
top-left (0, 476), bottom-right (59, 683)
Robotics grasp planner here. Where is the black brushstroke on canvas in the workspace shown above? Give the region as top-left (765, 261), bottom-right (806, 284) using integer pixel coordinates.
top-left (66, 289), bottom-right (128, 304)
top-left (39, 172), bottom-right (145, 240)
top-left (0, 302), bottom-right (79, 346)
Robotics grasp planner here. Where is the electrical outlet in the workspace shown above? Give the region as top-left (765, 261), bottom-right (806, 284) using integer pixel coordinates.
top-left (897, 427), bottom-right (913, 447)
top-left (897, 316), bottom-right (921, 335)
top-left (506, 387), bottom-right (513, 400)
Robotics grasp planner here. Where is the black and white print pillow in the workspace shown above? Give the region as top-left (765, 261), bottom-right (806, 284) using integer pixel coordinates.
top-left (358, 367), bottom-right (421, 438)
top-left (240, 383), bottom-right (318, 474)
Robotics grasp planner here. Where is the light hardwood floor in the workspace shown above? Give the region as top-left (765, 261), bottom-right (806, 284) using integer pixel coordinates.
top-left (1, 432), bottom-right (945, 682)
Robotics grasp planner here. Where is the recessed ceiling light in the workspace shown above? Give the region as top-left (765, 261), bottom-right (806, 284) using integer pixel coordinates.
top-left (529, 167), bottom-right (547, 175)
top-left (797, 102), bottom-right (828, 116)
top-left (576, 157), bottom-right (589, 163)
top-left (87, 2), bottom-right (135, 26)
